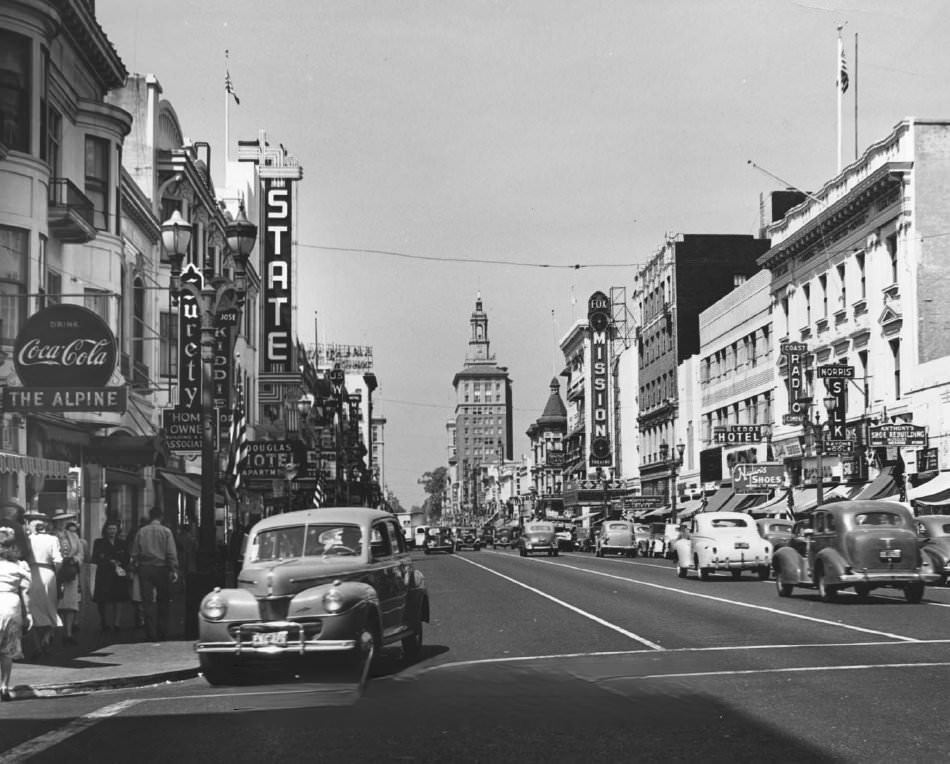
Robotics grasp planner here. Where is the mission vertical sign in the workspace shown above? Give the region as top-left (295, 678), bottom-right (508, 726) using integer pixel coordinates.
top-left (588, 291), bottom-right (613, 467)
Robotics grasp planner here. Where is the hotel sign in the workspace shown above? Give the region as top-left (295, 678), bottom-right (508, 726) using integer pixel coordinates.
top-left (588, 291), bottom-right (612, 468)
top-left (5, 304), bottom-right (126, 412)
top-left (262, 179), bottom-right (293, 372)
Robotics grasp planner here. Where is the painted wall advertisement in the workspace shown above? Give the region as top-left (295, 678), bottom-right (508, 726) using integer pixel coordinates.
top-left (3, 304), bottom-right (126, 413)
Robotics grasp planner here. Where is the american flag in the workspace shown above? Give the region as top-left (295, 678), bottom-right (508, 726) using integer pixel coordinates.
top-left (225, 389), bottom-right (248, 498)
top-left (225, 50), bottom-right (240, 105)
top-left (839, 48), bottom-right (849, 94)
top-left (312, 472), bottom-right (326, 508)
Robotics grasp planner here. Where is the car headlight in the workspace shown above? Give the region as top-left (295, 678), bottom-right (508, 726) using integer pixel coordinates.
top-left (201, 592), bottom-right (228, 621)
top-left (323, 588), bottom-right (346, 613)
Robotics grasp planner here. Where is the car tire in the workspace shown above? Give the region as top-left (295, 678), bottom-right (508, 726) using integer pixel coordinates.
top-left (402, 619), bottom-right (423, 663)
top-left (199, 654), bottom-right (238, 686)
top-left (731, 570), bottom-right (742, 580)
top-left (553, 549), bottom-right (559, 557)
top-left (677, 565), bottom-right (688, 578)
top-left (757, 566), bottom-right (770, 581)
top-left (817, 569), bottom-right (838, 602)
top-left (698, 567), bottom-right (711, 581)
top-left (519, 549), bottom-right (526, 557)
top-left (854, 583), bottom-right (871, 598)
top-left (424, 548), bottom-right (430, 555)
top-left (775, 578), bottom-right (794, 597)
top-left (904, 583), bottom-right (925, 604)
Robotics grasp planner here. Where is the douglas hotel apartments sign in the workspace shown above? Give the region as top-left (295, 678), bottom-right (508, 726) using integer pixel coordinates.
top-left (2, 304), bottom-right (126, 413)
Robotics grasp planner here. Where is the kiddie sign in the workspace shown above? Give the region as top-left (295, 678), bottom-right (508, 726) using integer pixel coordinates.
top-left (3, 304), bottom-right (126, 413)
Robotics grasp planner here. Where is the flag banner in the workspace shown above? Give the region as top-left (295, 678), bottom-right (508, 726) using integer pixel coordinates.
top-left (225, 69), bottom-right (240, 104)
top-left (839, 48), bottom-right (849, 93)
top-left (225, 387), bottom-right (248, 497)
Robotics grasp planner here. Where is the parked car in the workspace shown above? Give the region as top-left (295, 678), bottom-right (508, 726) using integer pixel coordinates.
top-left (773, 500), bottom-right (940, 602)
top-left (455, 526), bottom-right (481, 551)
top-left (596, 520), bottom-right (638, 558)
top-left (633, 524), bottom-right (652, 555)
top-left (413, 525), bottom-right (430, 549)
top-left (645, 522), bottom-right (679, 558)
top-left (756, 517), bottom-right (795, 555)
top-left (495, 527), bottom-right (515, 549)
top-left (673, 511), bottom-right (772, 580)
top-left (479, 527), bottom-right (496, 548)
top-left (517, 521), bottom-right (559, 557)
top-left (424, 526), bottom-right (455, 554)
top-left (917, 514), bottom-right (950, 585)
top-left (195, 507), bottom-right (429, 685)
top-left (555, 526), bottom-right (576, 552)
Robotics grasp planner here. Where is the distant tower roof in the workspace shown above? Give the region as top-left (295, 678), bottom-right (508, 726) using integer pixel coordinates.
top-left (537, 377), bottom-right (566, 428)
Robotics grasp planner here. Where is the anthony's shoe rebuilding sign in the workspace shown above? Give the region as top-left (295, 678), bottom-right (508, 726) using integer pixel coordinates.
top-left (3, 304), bottom-right (126, 412)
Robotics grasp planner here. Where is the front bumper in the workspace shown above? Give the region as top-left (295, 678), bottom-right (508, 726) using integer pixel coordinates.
top-left (196, 619), bottom-right (358, 656)
top-left (523, 543), bottom-right (556, 553)
top-left (601, 545), bottom-right (636, 554)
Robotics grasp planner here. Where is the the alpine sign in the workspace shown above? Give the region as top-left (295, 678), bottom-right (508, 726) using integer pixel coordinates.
top-left (4, 304), bottom-right (126, 413)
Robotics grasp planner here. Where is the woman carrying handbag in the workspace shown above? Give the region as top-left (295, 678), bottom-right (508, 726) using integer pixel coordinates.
top-left (91, 520), bottom-right (130, 634)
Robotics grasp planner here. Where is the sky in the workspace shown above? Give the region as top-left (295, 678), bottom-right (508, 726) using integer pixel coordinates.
top-left (96, 0), bottom-right (950, 507)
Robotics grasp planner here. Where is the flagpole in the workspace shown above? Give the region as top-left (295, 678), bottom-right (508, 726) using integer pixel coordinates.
top-left (837, 27), bottom-right (844, 173)
top-left (224, 50), bottom-right (230, 165)
top-left (854, 32), bottom-right (859, 161)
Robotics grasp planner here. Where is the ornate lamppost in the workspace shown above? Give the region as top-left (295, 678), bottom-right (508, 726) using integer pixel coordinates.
top-left (804, 395), bottom-right (839, 508)
top-left (162, 202), bottom-right (256, 603)
top-left (660, 441), bottom-right (686, 520)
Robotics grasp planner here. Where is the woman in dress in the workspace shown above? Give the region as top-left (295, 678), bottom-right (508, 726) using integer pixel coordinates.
top-left (27, 517), bottom-right (61, 657)
top-left (91, 520), bottom-right (129, 634)
top-left (53, 511), bottom-right (84, 645)
top-left (0, 526), bottom-right (32, 700)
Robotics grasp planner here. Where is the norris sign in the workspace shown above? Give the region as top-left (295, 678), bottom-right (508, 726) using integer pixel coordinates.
top-left (3, 304), bottom-right (126, 412)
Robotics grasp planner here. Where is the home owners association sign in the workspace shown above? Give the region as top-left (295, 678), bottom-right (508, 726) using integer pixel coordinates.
top-left (3, 304), bottom-right (127, 412)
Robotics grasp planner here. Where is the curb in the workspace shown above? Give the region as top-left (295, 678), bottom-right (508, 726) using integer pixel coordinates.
top-left (9, 668), bottom-right (201, 700)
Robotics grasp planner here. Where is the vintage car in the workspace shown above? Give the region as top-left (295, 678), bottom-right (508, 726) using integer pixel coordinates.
top-left (756, 517), bottom-right (795, 555)
top-left (555, 526), bottom-right (576, 552)
top-left (424, 526), bottom-right (455, 554)
top-left (495, 527), bottom-right (517, 549)
top-left (195, 508), bottom-right (429, 685)
top-left (454, 526), bottom-right (481, 551)
top-left (673, 511), bottom-right (772, 580)
top-left (596, 520), bottom-right (638, 557)
top-left (517, 521), bottom-right (559, 557)
top-left (633, 524), bottom-right (652, 555)
top-left (917, 514), bottom-right (950, 585)
top-left (773, 500), bottom-right (941, 602)
top-left (479, 527), bottom-right (496, 548)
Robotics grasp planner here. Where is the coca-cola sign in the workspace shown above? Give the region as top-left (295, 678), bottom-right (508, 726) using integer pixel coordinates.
top-left (14, 304), bottom-right (117, 387)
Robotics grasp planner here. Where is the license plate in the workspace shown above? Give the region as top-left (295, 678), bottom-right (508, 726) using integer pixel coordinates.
top-left (252, 630), bottom-right (288, 646)
top-left (734, 542), bottom-right (749, 549)
top-left (879, 549), bottom-right (902, 561)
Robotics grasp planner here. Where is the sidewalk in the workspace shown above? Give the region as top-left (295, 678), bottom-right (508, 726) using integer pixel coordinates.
top-left (9, 589), bottom-right (200, 701)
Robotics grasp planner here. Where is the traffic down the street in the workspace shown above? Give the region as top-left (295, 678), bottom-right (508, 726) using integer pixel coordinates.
top-left (3, 542), bottom-right (950, 763)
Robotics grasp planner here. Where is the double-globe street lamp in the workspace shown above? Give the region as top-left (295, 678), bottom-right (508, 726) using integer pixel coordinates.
top-left (161, 202), bottom-right (257, 611)
top-left (660, 441), bottom-right (686, 519)
top-left (802, 394), bottom-right (839, 510)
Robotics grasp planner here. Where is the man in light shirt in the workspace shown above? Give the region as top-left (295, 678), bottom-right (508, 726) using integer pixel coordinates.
top-left (130, 506), bottom-right (179, 642)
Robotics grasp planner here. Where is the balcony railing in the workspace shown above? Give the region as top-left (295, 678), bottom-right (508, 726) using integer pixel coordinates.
top-left (47, 178), bottom-right (96, 243)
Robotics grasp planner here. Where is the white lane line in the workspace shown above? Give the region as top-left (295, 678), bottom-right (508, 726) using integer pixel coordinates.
top-left (634, 661), bottom-right (950, 681)
top-left (523, 556), bottom-right (921, 642)
top-left (455, 555), bottom-right (665, 650)
top-left (0, 699), bottom-right (142, 763)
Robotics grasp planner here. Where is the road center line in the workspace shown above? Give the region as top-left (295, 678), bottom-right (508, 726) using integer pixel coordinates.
top-left (455, 555), bottom-right (664, 650)
top-left (532, 557), bottom-right (920, 642)
top-left (0, 699), bottom-right (142, 763)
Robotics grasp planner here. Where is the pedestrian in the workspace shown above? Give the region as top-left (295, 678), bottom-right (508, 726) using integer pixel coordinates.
top-left (52, 510), bottom-right (84, 645)
top-left (91, 520), bottom-right (130, 635)
top-left (0, 500), bottom-right (35, 567)
top-left (0, 526), bottom-right (32, 701)
top-left (130, 507), bottom-right (179, 642)
top-left (26, 516), bottom-right (61, 658)
top-left (126, 517), bottom-right (148, 629)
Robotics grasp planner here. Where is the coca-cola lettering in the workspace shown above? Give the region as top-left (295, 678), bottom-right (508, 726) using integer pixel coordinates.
top-left (13, 304), bottom-right (117, 387)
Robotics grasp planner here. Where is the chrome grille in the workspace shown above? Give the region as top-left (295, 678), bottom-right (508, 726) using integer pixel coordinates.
top-left (258, 597), bottom-right (290, 621)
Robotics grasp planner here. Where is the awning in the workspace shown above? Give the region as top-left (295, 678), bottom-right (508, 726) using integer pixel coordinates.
top-left (105, 468), bottom-right (145, 487)
top-left (88, 432), bottom-right (170, 467)
top-left (732, 493), bottom-right (768, 512)
top-left (0, 451), bottom-right (71, 478)
top-left (159, 469), bottom-right (202, 498)
top-left (640, 506), bottom-right (671, 521)
top-left (854, 465), bottom-right (897, 500)
top-left (572, 510), bottom-right (602, 523)
top-left (675, 498), bottom-right (705, 521)
top-left (907, 471), bottom-right (950, 506)
top-left (702, 488), bottom-right (733, 514)
top-left (33, 417), bottom-right (91, 447)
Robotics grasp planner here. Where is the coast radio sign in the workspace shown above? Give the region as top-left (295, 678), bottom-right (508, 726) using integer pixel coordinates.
top-left (587, 291), bottom-right (612, 468)
top-left (3, 304), bottom-right (126, 412)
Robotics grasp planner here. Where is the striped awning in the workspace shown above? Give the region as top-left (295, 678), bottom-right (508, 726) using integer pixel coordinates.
top-left (0, 451), bottom-right (71, 477)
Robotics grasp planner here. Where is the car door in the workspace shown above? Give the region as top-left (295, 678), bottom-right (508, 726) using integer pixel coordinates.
top-left (369, 519), bottom-right (409, 636)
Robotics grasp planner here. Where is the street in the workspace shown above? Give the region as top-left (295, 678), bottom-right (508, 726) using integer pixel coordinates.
top-left (3, 547), bottom-right (950, 763)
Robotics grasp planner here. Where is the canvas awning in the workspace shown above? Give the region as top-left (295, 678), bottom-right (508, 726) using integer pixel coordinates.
top-left (906, 471), bottom-right (950, 506)
top-left (159, 469), bottom-right (202, 498)
top-left (0, 451), bottom-right (71, 478)
top-left (88, 432), bottom-right (170, 467)
top-left (854, 465), bottom-right (897, 500)
top-left (675, 498), bottom-right (705, 521)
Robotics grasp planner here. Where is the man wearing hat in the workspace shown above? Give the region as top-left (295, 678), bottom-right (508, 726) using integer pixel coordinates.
top-left (53, 511), bottom-right (85, 645)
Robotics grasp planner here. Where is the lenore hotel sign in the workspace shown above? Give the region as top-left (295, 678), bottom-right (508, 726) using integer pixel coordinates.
top-left (3, 304), bottom-right (127, 413)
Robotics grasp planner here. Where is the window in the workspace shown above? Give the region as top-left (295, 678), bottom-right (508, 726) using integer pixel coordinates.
top-left (890, 338), bottom-right (901, 399)
top-left (819, 274), bottom-right (828, 317)
top-left (160, 311), bottom-right (178, 377)
top-left (83, 288), bottom-right (109, 319)
top-left (46, 269), bottom-right (61, 306)
top-left (0, 30), bottom-right (32, 153)
top-left (858, 350), bottom-right (868, 407)
top-left (886, 234), bottom-right (898, 284)
top-left (0, 226), bottom-right (27, 344)
top-left (802, 283), bottom-right (811, 324)
top-left (781, 296), bottom-right (789, 336)
top-left (856, 252), bottom-right (866, 298)
top-left (837, 263), bottom-right (846, 307)
top-left (133, 278), bottom-right (145, 366)
top-left (84, 136), bottom-right (110, 230)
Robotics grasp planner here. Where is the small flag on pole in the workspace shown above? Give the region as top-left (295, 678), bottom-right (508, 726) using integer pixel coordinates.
top-left (839, 47), bottom-right (849, 93)
top-left (225, 49), bottom-right (240, 105)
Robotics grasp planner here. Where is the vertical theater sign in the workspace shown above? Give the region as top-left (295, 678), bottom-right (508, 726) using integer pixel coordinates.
top-left (3, 304), bottom-right (126, 413)
top-left (588, 291), bottom-right (613, 468)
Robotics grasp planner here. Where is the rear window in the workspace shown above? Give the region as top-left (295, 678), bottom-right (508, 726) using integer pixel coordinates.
top-left (710, 518), bottom-right (749, 529)
top-left (854, 512), bottom-right (902, 527)
top-left (767, 523), bottom-right (792, 533)
top-left (527, 523), bottom-right (554, 533)
top-left (607, 523), bottom-right (629, 530)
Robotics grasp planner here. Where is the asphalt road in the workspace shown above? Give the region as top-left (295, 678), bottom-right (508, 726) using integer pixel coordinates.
top-left (3, 547), bottom-right (950, 763)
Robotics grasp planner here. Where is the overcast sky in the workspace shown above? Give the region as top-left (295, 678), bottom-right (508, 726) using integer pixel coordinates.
top-left (97, 0), bottom-right (950, 507)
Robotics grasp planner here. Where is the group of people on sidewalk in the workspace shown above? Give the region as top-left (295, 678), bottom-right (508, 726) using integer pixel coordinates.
top-left (0, 501), bottom-right (185, 698)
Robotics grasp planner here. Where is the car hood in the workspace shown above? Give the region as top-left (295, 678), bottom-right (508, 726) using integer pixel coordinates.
top-left (845, 527), bottom-right (920, 571)
top-left (237, 558), bottom-right (364, 597)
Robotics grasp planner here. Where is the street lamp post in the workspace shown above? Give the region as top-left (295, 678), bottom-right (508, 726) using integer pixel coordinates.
top-left (810, 395), bottom-right (839, 508)
top-left (162, 202), bottom-right (257, 618)
top-left (660, 441), bottom-right (686, 520)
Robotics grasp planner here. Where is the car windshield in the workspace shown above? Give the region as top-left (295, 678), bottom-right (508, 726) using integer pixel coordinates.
top-left (248, 524), bottom-right (363, 562)
top-left (527, 523), bottom-right (554, 533)
top-left (459, 528), bottom-right (475, 534)
top-left (710, 518), bottom-right (749, 528)
top-left (768, 523), bottom-right (792, 532)
top-left (854, 511), bottom-right (902, 526)
top-left (607, 523), bottom-right (629, 530)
